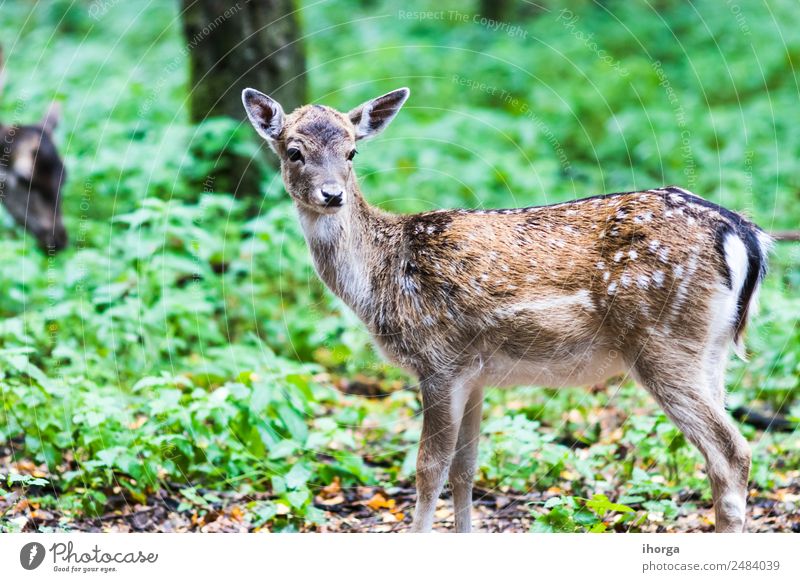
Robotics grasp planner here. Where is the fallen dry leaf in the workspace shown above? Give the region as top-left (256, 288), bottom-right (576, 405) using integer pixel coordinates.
top-left (365, 493), bottom-right (395, 511)
top-left (316, 494), bottom-right (345, 506)
top-left (319, 477), bottom-right (341, 498)
top-left (229, 506), bottom-right (244, 522)
top-left (382, 511), bottom-right (401, 523)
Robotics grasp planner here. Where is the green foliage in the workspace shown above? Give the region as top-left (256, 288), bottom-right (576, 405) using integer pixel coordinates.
top-left (0, 0), bottom-right (798, 530)
top-left (531, 494), bottom-right (639, 533)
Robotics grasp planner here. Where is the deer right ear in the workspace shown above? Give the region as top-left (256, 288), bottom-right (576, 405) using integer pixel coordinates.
top-left (41, 102), bottom-right (61, 135)
top-left (242, 88), bottom-right (285, 146)
top-left (348, 88), bottom-right (410, 141)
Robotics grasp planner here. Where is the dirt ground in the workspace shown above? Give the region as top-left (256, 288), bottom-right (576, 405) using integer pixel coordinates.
top-left (3, 477), bottom-right (799, 533)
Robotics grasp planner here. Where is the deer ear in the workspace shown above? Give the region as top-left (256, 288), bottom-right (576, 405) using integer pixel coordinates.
top-left (41, 102), bottom-right (61, 134)
top-left (242, 88), bottom-right (285, 145)
top-left (348, 87), bottom-right (409, 141)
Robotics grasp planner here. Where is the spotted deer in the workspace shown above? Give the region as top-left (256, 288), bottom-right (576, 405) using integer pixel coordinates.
top-left (0, 48), bottom-right (68, 251)
top-left (242, 86), bottom-right (771, 533)
top-left (0, 103), bottom-right (67, 252)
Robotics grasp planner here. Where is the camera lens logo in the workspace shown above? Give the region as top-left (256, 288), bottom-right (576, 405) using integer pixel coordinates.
top-left (20, 542), bottom-right (46, 570)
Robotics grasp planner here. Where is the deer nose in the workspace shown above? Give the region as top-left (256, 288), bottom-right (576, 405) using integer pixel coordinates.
top-left (40, 227), bottom-right (68, 253)
top-left (320, 183), bottom-right (344, 206)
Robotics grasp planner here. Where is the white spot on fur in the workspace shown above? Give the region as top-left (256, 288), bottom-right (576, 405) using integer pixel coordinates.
top-left (621, 273), bottom-right (632, 287)
top-left (500, 290), bottom-right (595, 315)
top-left (658, 247), bottom-right (670, 263)
top-left (603, 271), bottom-right (610, 281)
top-left (607, 281), bottom-right (618, 294)
top-left (649, 239), bottom-right (660, 252)
top-left (628, 250), bottom-right (638, 260)
top-left (613, 251), bottom-right (624, 262)
top-left (636, 274), bottom-right (650, 289)
top-left (596, 261), bottom-right (606, 270)
top-left (671, 255), bottom-right (699, 315)
top-left (653, 270), bottom-right (665, 287)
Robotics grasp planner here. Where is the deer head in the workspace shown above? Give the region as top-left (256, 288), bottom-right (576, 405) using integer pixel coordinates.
top-left (242, 87), bottom-right (409, 214)
top-left (0, 103), bottom-right (68, 252)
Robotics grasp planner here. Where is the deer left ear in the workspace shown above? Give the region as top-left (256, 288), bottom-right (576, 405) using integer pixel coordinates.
top-left (41, 102), bottom-right (61, 135)
top-left (242, 88), bottom-right (285, 149)
top-left (348, 87), bottom-right (409, 141)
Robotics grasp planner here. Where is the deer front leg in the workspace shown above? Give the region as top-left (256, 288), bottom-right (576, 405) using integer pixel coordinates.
top-left (448, 385), bottom-right (484, 533)
top-left (409, 377), bottom-right (465, 533)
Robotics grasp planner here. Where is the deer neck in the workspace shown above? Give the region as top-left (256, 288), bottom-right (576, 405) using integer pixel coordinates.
top-left (295, 188), bottom-right (390, 318)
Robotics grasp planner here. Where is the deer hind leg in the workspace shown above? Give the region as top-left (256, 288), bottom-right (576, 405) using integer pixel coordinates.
top-left (633, 354), bottom-right (750, 533)
top-left (409, 376), bottom-right (467, 533)
top-left (448, 385), bottom-right (484, 533)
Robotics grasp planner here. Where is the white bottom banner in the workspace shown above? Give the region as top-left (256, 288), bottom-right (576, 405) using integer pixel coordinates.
top-left (1, 533), bottom-right (797, 581)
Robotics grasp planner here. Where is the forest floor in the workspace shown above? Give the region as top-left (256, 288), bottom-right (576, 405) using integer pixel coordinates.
top-left (3, 455), bottom-right (799, 533)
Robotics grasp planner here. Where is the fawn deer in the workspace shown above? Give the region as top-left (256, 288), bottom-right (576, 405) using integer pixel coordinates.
top-left (242, 86), bottom-right (771, 533)
top-left (0, 49), bottom-right (68, 251)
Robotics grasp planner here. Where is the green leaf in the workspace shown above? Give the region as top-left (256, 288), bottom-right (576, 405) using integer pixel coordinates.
top-left (285, 463), bottom-right (312, 489)
top-left (286, 489), bottom-right (309, 509)
top-left (585, 494), bottom-right (634, 517)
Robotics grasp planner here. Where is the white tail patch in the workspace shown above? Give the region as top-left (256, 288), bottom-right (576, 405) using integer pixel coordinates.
top-left (722, 233), bottom-right (751, 359)
top-left (731, 229), bottom-right (774, 359)
top-left (723, 233), bottom-right (749, 297)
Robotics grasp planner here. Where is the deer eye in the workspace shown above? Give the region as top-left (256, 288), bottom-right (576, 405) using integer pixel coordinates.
top-left (347, 149), bottom-right (357, 161)
top-left (286, 147), bottom-right (304, 163)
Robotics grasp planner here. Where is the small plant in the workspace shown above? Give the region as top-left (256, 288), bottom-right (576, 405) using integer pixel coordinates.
top-left (530, 494), bottom-right (640, 533)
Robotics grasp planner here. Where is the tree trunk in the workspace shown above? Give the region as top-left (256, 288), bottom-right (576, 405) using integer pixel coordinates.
top-left (181, 0), bottom-right (307, 195)
top-left (479, 0), bottom-right (509, 22)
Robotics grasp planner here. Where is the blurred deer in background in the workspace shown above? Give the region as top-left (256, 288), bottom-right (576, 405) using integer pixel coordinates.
top-left (0, 47), bottom-right (68, 252)
top-left (242, 86), bottom-right (770, 533)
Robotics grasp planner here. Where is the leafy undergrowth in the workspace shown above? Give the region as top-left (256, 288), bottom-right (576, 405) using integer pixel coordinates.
top-left (2, 370), bottom-right (799, 532)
